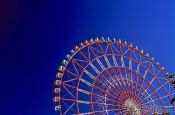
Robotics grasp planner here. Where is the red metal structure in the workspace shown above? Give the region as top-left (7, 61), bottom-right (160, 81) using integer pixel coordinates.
top-left (53, 37), bottom-right (175, 114)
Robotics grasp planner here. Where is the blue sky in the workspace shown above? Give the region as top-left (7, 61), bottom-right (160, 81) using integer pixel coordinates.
top-left (1, 0), bottom-right (175, 114)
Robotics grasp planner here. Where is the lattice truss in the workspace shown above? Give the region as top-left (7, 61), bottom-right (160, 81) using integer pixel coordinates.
top-left (53, 37), bottom-right (175, 115)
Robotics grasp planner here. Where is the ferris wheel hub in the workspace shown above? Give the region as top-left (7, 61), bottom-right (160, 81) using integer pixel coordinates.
top-left (125, 99), bottom-right (140, 115)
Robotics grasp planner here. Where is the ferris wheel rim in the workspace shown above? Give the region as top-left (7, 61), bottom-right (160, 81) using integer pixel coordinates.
top-left (61, 38), bottom-right (169, 80)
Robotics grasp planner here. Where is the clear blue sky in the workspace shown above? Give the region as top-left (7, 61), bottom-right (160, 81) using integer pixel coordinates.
top-left (0, 0), bottom-right (175, 114)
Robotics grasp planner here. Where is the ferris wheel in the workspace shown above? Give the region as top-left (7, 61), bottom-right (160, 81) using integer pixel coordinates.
top-left (53, 37), bottom-right (175, 115)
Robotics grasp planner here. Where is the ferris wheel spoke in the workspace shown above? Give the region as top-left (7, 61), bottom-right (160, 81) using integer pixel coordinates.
top-left (85, 70), bottom-right (110, 90)
top-left (86, 56), bottom-right (119, 94)
top-left (104, 55), bottom-right (111, 67)
top-left (79, 49), bottom-right (91, 62)
top-left (128, 48), bottom-right (135, 95)
top-left (94, 73), bottom-right (129, 100)
top-left (62, 85), bottom-right (75, 98)
top-left (111, 43), bottom-right (120, 54)
top-left (92, 92), bottom-right (116, 104)
top-left (131, 60), bottom-right (141, 95)
top-left (111, 68), bottom-right (129, 98)
top-left (81, 62), bottom-right (128, 98)
top-left (63, 78), bottom-right (77, 83)
top-left (89, 45), bottom-right (105, 70)
top-left (88, 45), bottom-right (99, 60)
top-left (138, 59), bottom-right (151, 90)
top-left (136, 68), bottom-right (149, 94)
top-left (141, 92), bottom-right (175, 106)
top-left (65, 68), bottom-right (80, 79)
top-left (84, 46), bottom-right (115, 89)
top-left (72, 59), bottom-right (85, 70)
top-left (65, 69), bottom-right (110, 97)
top-left (105, 43), bottom-right (110, 53)
top-left (63, 102), bottom-right (75, 115)
top-left (132, 51), bottom-right (143, 103)
top-left (103, 68), bottom-right (128, 96)
top-left (140, 81), bottom-right (169, 104)
top-left (61, 90), bottom-right (75, 99)
top-left (110, 66), bottom-right (123, 87)
top-left (123, 48), bottom-right (130, 56)
top-left (90, 45), bottom-right (103, 54)
top-left (92, 93), bottom-right (117, 103)
top-left (131, 72), bottom-right (139, 94)
top-left (83, 69), bottom-right (96, 80)
top-left (119, 43), bottom-right (128, 87)
top-left (79, 87), bottom-right (116, 103)
top-left (90, 63), bottom-right (100, 74)
top-left (127, 67), bottom-right (155, 105)
top-left (111, 55), bottom-right (122, 85)
top-left (141, 60), bottom-right (150, 64)
top-left (136, 75), bottom-right (163, 107)
top-left (151, 63), bottom-right (156, 74)
top-left (76, 107), bottom-right (127, 115)
top-left (138, 88), bottom-right (156, 106)
top-left (115, 63), bottom-right (127, 88)
top-left (87, 46), bottom-right (91, 60)
top-left (92, 85), bottom-right (119, 99)
top-left (61, 97), bottom-right (115, 107)
top-left (132, 50), bottom-right (140, 61)
top-left (120, 56), bottom-right (128, 81)
top-left (73, 58), bottom-right (88, 63)
top-left (138, 71), bottom-right (161, 98)
top-left (95, 75), bottom-right (117, 96)
top-left (64, 80), bottom-right (118, 100)
top-left (89, 47), bottom-right (104, 74)
top-left (106, 79), bottom-right (127, 98)
top-left (106, 69), bottom-right (127, 95)
top-left (72, 60), bottom-right (81, 76)
top-left (73, 58), bottom-right (104, 87)
top-left (97, 41), bottom-right (106, 55)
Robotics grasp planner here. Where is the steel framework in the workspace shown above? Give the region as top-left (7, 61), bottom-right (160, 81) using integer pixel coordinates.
top-left (53, 37), bottom-right (175, 115)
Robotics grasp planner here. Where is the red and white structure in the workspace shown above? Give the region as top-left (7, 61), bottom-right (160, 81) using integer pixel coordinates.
top-left (53, 37), bottom-right (175, 114)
